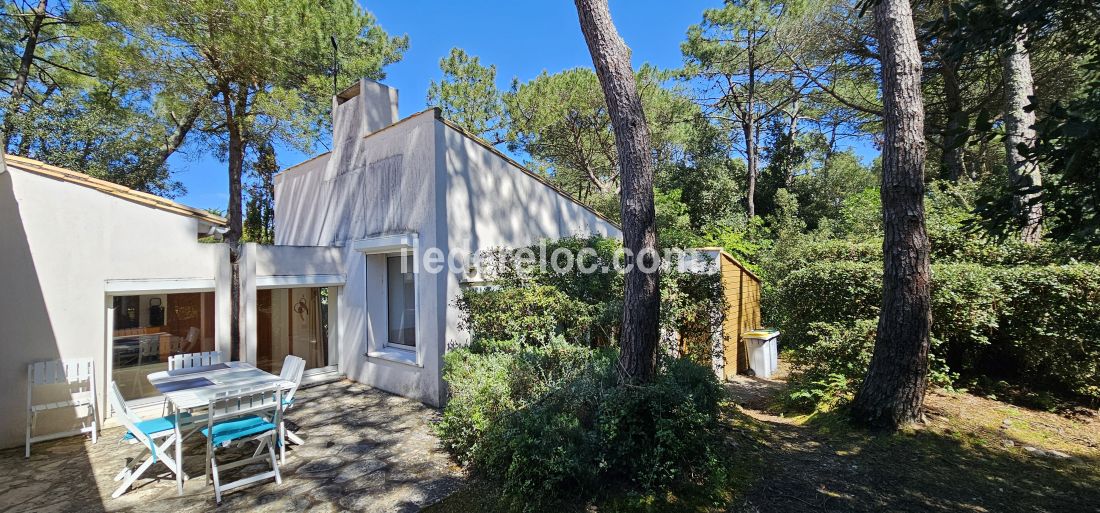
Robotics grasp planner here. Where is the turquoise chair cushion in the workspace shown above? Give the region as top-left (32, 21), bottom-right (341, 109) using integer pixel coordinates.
top-left (122, 415), bottom-right (183, 441)
top-left (201, 415), bottom-right (277, 447)
top-left (122, 414), bottom-right (189, 462)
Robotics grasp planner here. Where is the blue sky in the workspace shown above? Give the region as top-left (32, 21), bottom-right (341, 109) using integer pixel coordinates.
top-left (171, 0), bottom-right (875, 210)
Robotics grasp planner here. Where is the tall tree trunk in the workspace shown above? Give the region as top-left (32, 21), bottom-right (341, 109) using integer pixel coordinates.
top-left (224, 94), bottom-right (245, 361)
top-left (2, 0), bottom-right (48, 152)
top-left (1001, 25), bottom-right (1042, 243)
top-left (744, 120), bottom-right (757, 218)
top-left (941, 55), bottom-right (968, 182)
top-left (575, 0), bottom-right (660, 384)
top-left (850, 0), bottom-right (932, 430)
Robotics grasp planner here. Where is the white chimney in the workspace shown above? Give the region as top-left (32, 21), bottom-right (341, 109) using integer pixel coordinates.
top-left (332, 78), bottom-right (399, 145)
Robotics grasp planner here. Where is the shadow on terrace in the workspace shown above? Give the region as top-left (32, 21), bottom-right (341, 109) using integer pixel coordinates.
top-left (0, 381), bottom-right (463, 512)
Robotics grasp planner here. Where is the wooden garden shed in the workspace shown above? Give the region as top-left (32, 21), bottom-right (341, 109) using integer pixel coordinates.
top-left (677, 248), bottom-right (763, 381)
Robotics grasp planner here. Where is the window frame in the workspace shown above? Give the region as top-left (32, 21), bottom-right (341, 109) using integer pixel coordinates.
top-left (105, 285), bottom-right (217, 409)
top-left (382, 252), bottom-right (418, 352)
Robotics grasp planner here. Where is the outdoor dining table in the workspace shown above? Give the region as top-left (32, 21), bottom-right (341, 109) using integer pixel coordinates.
top-left (146, 361), bottom-right (291, 495)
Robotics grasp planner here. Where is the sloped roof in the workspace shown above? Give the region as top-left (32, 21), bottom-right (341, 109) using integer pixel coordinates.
top-left (3, 154), bottom-right (227, 226)
top-left (695, 246), bottom-right (762, 283)
top-left (278, 108), bottom-right (621, 229)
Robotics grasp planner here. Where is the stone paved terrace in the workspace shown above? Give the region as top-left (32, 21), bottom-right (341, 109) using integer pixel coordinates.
top-left (0, 380), bottom-right (464, 512)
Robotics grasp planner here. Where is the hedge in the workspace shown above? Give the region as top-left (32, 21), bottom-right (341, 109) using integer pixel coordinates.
top-left (768, 262), bottom-right (1100, 401)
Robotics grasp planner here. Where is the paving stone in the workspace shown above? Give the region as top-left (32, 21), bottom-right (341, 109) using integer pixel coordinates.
top-left (0, 381), bottom-right (464, 512)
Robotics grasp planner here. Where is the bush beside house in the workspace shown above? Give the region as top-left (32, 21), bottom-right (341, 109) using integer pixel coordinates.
top-left (768, 257), bottom-right (1100, 408)
top-left (438, 236), bottom-right (733, 511)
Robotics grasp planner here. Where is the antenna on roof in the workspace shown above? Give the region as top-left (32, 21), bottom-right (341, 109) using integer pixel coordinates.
top-left (330, 35), bottom-right (338, 97)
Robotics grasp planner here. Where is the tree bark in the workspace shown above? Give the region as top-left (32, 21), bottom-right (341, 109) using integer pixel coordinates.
top-left (575, 0), bottom-right (660, 384)
top-left (2, 0), bottom-right (48, 152)
top-left (1001, 25), bottom-right (1042, 243)
top-left (744, 120), bottom-right (757, 218)
top-left (849, 0), bottom-right (932, 430)
top-left (940, 54), bottom-right (968, 182)
top-left (224, 89), bottom-right (245, 361)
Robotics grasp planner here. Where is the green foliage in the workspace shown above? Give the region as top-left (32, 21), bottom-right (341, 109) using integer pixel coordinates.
top-left (789, 150), bottom-right (878, 231)
top-left (464, 235), bottom-right (725, 351)
top-left (439, 340), bottom-right (727, 511)
top-left (771, 260), bottom-right (1100, 403)
top-left (653, 188), bottom-right (701, 248)
top-left (427, 47), bottom-right (504, 143)
top-left (104, 0), bottom-right (407, 217)
top-left (784, 319), bottom-right (876, 411)
top-left (455, 284), bottom-right (595, 345)
top-left (764, 261), bottom-right (881, 350)
top-left (598, 358), bottom-right (726, 492)
top-left (504, 66), bottom-right (695, 202)
top-left (1, 1), bottom-right (186, 196)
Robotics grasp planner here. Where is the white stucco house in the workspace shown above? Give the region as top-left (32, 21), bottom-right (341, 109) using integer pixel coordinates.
top-left (0, 78), bottom-right (620, 449)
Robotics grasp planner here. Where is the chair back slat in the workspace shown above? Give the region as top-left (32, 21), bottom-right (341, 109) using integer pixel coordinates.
top-left (108, 381), bottom-right (144, 432)
top-left (168, 351), bottom-right (222, 371)
top-left (279, 355), bottom-right (306, 403)
top-left (208, 385), bottom-right (282, 424)
top-left (29, 357), bottom-right (94, 385)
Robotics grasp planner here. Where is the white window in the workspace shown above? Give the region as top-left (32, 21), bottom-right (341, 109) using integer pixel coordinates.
top-left (386, 255), bottom-right (416, 348)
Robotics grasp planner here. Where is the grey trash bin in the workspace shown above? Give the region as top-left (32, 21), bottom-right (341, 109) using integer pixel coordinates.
top-left (743, 329), bottom-right (780, 378)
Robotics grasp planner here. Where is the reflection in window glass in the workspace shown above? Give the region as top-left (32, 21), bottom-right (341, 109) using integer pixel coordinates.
top-left (111, 292), bottom-right (216, 401)
top-left (256, 287), bottom-right (329, 373)
top-left (387, 255), bottom-right (416, 347)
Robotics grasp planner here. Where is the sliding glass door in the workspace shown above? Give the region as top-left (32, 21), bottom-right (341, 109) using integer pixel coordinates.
top-left (256, 287), bottom-right (331, 374)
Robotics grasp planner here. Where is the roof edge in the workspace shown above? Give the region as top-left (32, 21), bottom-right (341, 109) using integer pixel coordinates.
top-left (707, 248), bottom-right (762, 283)
top-left (3, 154), bottom-right (227, 227)
top-left (435, 115), bottom-right (622, 230)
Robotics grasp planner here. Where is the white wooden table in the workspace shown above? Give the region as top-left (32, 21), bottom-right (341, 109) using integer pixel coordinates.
top-left (147, 361), bottom-right (289, 495)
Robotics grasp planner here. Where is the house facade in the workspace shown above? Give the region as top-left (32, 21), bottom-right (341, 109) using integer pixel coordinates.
top-left (273, 79), bottom-right (621, 405)
top-left (0, 78), bottom-right (619, 449)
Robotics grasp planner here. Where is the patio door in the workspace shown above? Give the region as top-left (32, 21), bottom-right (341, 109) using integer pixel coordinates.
top-left (255, 286), bottom-right (334, 375)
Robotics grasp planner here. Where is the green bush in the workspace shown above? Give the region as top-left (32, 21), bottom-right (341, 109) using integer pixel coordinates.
top-left (598, 358), bottom-right (725, 492)
top-left (763, 261), bottom-right (881, 349)
top-left (456, 284), bottom-right (595, 345)
top-left (995, 265), bottom-right (1100, 399)
top-left (437, 338), bottom-right (607, 467)
top-left (438, 341), bottom-right (727, 511)
top-left (771, 261), bottom-right (1100, 402)
top-left (785, 319), bottom-right (876, 411)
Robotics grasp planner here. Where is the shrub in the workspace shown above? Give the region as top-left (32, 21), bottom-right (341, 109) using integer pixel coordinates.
top-left (436, 349), bottom-right (514, 465)
top-left (438, 338), bottom-right (608, 467)
top-left (785, 319), bottom-right (876, 411)
top-left (764, 261), bottom-right (881, 349)
top-left (598, 358), bottom-right (725, 492)
top-left (438, 341), bottom-right (728, 511)
top-left (456, 284), bottom-right (595, 344)
top-left (771, 260), bottom-right (1100, 402)
top-left (995, 265), bottom-right (1100, 399)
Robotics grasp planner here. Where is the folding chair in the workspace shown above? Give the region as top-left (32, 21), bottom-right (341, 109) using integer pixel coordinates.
top-left (168, 350), bottom-right (222, 371)
top-left (108, 381), bottom-right (187, 498)
top-left (277, 355), bottom-right (306, 463)
top-left (25, 358), bottom-right (98, 458)
top-left (202, 385), bottom-right (283, 504)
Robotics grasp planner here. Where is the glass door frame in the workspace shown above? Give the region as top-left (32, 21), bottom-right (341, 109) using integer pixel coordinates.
top-left (252, 278), bottom-right (342, 378)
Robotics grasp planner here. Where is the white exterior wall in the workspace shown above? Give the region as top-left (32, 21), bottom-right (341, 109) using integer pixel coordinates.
top-left (275, 110), bottom-right (445, 405)
top-left (437, 122), bottom-right (621, 352)
top-left (240, 244), bottom-right (346, 366)
top-left (0, 167), bottom-right (228, 449)
top-left (274, 107), bottom-right (621, 407)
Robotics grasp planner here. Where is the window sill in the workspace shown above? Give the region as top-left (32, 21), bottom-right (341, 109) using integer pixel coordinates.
top-left (366, 347), bottom-right (420, 367)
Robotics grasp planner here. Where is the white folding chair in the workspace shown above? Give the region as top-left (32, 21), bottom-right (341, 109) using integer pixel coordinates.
top-left (108, 381), bottom-right (187, 498)
top-left (25, 358), bottom-right (98, 458)
top-left (202, 385), bottom-right (283, 504)
top-left (277, 355), bottom-right (306, 463)
top-left (168, 350), bottom-right (222, 371)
